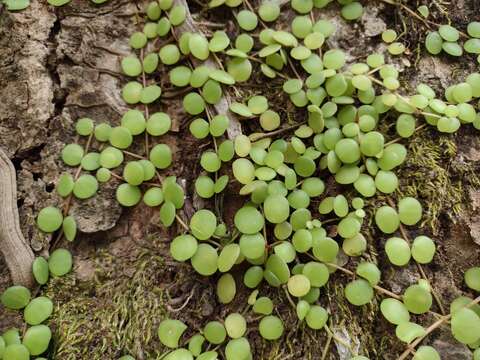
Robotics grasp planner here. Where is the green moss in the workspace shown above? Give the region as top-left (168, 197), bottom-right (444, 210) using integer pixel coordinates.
top-left (327, 282), bottom-right (377, 359)
top-left (252, 280), bottom-right (380, 359)
top-left (44, 249), bottom-right (166, 360)
top-left (398, 131), bottom-right (480, 233)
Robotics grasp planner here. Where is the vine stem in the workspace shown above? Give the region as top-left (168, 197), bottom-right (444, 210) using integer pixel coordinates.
top-left (211, 52), bottom-right (241, 98)
top-left (377, 0), bottom-right (469, 38)
top-left (110, 172), bottom-right (123, 181)
top-left (243, 0), bottom-right (303, 81)
top-left (283, 286), bottom-right (297, 309)
top-left (387, 198), bottom-right (446, 315)
top-left (397, 295), bottom-right (480, 360)
top-left (153, 170), bottom-right (190, 232)
top-left (320, 324), bottom-right (333, 360)
top-left (32, 132), bottom-right (95, 295)
top-left (321, 218), bottom-right (340, 225)
top-left (378, 0), bottom-right (432, 30)
top-left (323, 260), bottom-right (403, 301)
top-left (172, 0), bottom-right (243, 139)
top-left (243, 0), bottom-right (268, 30)
top-left (367, 75), bottom-right (443, 122)
top-left (249, 122), bottom-right (306, 141)
top-left (384, 124), bottom-right (428, 146)
top-left (307, 252), bottom-right (403, 300)
top-left (205, 107), bottom-right (218, 153)
top-left (287, 56), bottom-right (303, 81)
top-left (368, 75), bottom-right (386, 88)
top-left (305, 253), bottom-right (443, 319)
top-left (139, 48), bottom-right (150, 158)
top-left (246, 55), bottom-right (289, 79)
top-left (162, 86), bottom-right (194, 99)
top-left (368, 66), bottom-right (383, 75)
top-left (417, 263), bottom-right (446, 314)
top-left (51, 132), bottom-right (95, 250)
top-left (123, 150), bottom-right (147, 160)
top-left (175, 214), bottom-right (190, 231)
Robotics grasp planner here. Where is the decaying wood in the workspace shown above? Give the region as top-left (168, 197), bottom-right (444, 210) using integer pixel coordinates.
top-left (0, 147), bottom-right (34, 287)
top-left (173, 0), bottom-right (243, 140)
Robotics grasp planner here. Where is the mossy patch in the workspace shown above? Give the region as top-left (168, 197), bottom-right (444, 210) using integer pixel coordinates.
top-left (398, 129), bottom-right (480, 234)
top-left (43, 249), bottom-right (166, 360)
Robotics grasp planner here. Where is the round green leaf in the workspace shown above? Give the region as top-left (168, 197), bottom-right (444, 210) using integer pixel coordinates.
top-left (48, 248), bottom-right (73, 277)
top-left (37, 207), bottom-right (63, 233)
top-left (158, 319), bottom-right (187, 348)
top-left (259, 315), bottom-right (284, 340)
top-left (24, 297), bottom-right (53, 325)
top-left (1, 286), bottom-right (31, 310)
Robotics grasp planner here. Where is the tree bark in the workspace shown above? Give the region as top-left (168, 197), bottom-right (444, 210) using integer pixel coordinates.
top-left (0, 147), bottom-right (34, 287)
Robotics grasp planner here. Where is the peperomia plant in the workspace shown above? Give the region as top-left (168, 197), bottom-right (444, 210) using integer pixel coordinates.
top-left (1, 0), bottom-right (480, 359)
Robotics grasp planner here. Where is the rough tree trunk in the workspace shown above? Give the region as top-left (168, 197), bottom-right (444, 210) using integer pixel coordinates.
top-left (0, 148), bottom-right (34, 287)
top-left (1, 1), bottom-right (480, 359)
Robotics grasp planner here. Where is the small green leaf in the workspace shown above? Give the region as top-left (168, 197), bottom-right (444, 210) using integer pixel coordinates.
top-left (158, 319), bottom-right (187, 348)
top-left (4, 0), bottom-right (30, 10)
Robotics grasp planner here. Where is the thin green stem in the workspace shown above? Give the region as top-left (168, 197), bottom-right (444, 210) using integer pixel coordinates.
top-left (320, 326), bottom-right (333, 360)
top-left (175, 214), bottom-right (190, 232)
top-left (283, 286), bottom-right (297, 309)
top-left (249, 122), bottom-right (306, 141)
top-left (397, 295), bottom-right (480, 360)
top-left (384, 124), bottom-right (428, 146)
top-left (387, 198), bottom-right (446, 315)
